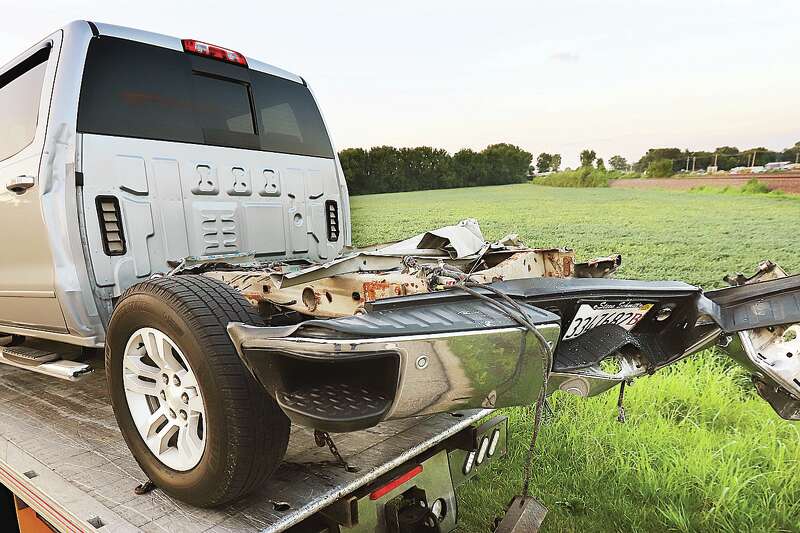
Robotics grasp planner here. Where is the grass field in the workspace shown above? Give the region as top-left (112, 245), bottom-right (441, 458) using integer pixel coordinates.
top-left (349, 184), bottom-right (800, 532)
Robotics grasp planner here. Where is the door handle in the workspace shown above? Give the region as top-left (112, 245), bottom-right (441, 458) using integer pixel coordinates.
top-left (6, 175), bottom-right (36, 194)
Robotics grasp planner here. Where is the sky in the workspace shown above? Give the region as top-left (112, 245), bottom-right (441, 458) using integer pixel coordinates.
top-left (2, 0), bottom-right (798, 168)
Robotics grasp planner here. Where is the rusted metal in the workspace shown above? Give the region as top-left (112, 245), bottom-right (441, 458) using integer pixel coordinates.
top-left (206, 247), bottom-right (598, 319)
top-left (539, 249), bottom-right (575, 278)
top-left (206, 270), bottom-right (430, 318)
top-left (574, 254), bottom-right (622, 278)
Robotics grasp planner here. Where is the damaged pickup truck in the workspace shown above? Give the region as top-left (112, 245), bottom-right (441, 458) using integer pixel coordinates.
top-left (1, 21), bottom-right (798, 530)
top-left (207, 221), bottom-right (800, 432)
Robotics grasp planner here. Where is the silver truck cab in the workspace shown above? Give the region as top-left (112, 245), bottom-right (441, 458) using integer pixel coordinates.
top-left (0, 21), bottom-right (362, 509)
top-left (0, 20), bottom-right (350, 347)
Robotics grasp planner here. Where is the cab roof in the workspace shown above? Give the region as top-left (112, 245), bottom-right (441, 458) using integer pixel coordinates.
top-left (87, 20), bottom-right (305, 85)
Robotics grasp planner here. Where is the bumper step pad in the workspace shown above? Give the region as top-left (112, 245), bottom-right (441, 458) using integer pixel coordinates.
top-left (276, 383), bottom-right (392, 432)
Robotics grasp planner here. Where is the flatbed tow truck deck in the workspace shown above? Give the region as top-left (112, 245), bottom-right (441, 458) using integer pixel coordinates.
top-left (0, 344), bottom-right (494, 533)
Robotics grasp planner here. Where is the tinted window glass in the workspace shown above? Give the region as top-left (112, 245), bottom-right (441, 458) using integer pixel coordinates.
top-left (252, 73), bottom-right (334, 158)
top-left (190, 73), bottom-right (259, 149)
top-left (79, 37), bottom-right (333, 158)
top-left (78, 38), bottom-right (200, 144)
top-left (0, 47), bottom-right (49, 161)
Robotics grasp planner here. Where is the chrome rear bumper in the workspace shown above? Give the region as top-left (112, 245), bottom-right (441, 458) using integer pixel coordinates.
top-left (228, 299), bottom-right (560, 432)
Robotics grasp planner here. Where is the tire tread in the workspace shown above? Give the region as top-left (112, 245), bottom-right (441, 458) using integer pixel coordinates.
top-left (106, 274), bottom-right (289, 506)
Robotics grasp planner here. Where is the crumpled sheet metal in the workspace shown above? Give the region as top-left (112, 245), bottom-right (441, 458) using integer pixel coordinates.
top-left (203, 219), bottom-right (608, 319)
top-left (271, 219), bottom-right (558, 289)
top-left (378, 218), bottom-right (486, 258)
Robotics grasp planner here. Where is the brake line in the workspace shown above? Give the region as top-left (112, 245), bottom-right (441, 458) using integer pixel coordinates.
top-left (454, 281), bottom-right (552, 498)
top-left (403, 257), bottom-right (554, 498)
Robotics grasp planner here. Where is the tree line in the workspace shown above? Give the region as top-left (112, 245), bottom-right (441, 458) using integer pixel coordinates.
top-left (339, 141), bottom-right (800, 195)
top-left (535, 142), bottom-right (800, 179)
top-left (631, 144), bottom-right (800, 174)
top-left (339, 143), bottom-right (532, 195)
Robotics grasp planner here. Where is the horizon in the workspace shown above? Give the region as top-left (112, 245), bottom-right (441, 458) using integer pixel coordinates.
top-left (2, 0), bottom-right (798, 168)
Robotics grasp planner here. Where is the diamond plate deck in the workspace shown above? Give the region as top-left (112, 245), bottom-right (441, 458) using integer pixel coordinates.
top-left (0, 345), bottom-right (489, 532)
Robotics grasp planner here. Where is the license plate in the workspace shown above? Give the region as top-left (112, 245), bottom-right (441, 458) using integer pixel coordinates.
top-left (563, 302), bottom-right (653, 340)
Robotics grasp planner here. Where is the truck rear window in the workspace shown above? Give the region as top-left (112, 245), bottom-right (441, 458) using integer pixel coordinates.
top-left (78, 37), bottom-right (333, 158)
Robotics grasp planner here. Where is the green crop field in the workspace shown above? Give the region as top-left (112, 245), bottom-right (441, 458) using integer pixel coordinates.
top-left (349, 184), bottom-right (800, 533)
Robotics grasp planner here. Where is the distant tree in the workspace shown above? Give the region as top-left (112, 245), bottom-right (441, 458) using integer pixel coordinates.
top-left (579, 149), bottom-right (596, 168)
top-left (595, 158), bottom-right (605, 170)
top-left (452, 148), bottom-right (487, 187)
top-left (716, 146), bottom-right (740, 154)
top-left (340, 143), bottom-right (534, 194)
top-left (398, 146), bottom-right (453, 191)
top-left (788, 141), bottom-right (800, 163)
top-left (646, 159), bottom-right (674, 178)
top-left (634, 148), bottom-right (682, 173)
top-left (536, 152), bottom-right (553, 173)
top-left (551, 154), bottom-right (562, 172)
top-left (368, 145), bottom-right (402, 192)
top-left (339, 147), bottom-right (370, 194)
top-left (713, 146), bottom-right (742, 171)
top-left (481, 143), bottom-right (533, 184)
top-left (740, 147), bottom-right (770, 167)
top-left (609, 155), bottom-right (628, 171)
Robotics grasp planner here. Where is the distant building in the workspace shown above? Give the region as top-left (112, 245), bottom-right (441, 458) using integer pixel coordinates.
top-left (765, 161), bottom-right (792, 170)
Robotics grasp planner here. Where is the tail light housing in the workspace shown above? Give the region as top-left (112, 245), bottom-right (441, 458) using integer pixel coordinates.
top-left (182, 39), bottom-right (247, 66)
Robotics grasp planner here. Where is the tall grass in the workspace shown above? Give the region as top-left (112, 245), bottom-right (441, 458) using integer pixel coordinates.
top-left (690, 177), bottom-right (789, 197)
top-left (458, 356), bottom-right (800, 532)
top-left (536, 167), bottom-right (611, 187)
top-left (536, 167), bottom-right (638, 188)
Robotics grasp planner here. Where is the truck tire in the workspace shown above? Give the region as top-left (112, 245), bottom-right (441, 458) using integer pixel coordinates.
top-left (105, 275), bottom-right (290, 507)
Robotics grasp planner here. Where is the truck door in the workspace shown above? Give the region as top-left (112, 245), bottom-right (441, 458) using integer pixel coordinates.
top-left (0, 34), bottom-right (68, 333)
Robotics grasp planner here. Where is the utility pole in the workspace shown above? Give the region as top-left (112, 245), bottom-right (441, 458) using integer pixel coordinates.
top-left (686, 156), bottom-right (690, 172)
top-left (692, 156), bottom-right (696, 172)
top-left (751, 151), bottom-right (757, 168)
top-left (713, 153), bottom-right (718, 167)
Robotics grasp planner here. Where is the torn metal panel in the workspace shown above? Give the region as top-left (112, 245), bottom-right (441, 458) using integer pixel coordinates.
top-left (468, 250), bottom-right (575, 283)
top-left (376, 218), bottom-right (486, 258)
top-left (268, 253), bottom-right (409, 289)
top-left (207, 249), bottom-right (579, 319)
top-left (574, 254), bottom-right (622, 278)
top-left (207, 269), bottom-right (430, 318)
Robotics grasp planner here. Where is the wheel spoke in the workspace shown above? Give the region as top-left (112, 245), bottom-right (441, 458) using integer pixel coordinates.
top-left (142, 329), bottom-right (183, 372)
top-left (123, 355), bottom-right (161, 381)
top-left (187, 395), bottom-right (205, 416)
top-left (123, 373), bottom-right (158, 396)
top-left (177, 424), bottom-right (204, 462)
top-left (139, 408), bottom-right (180, 455)
top-left (142, 408), bottom-right (168, 438)
top-left (148, 421), bottom-right (179, 456)
top-left (176, 368), bottom-right (198, 389)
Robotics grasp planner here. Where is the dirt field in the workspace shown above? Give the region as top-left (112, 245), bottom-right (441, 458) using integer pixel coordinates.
top-left (610, 172), bottom-right (800, 194)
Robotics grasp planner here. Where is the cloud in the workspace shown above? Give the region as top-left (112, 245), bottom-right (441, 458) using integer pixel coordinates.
top-left (549, 51), bottom-right (580, 63)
